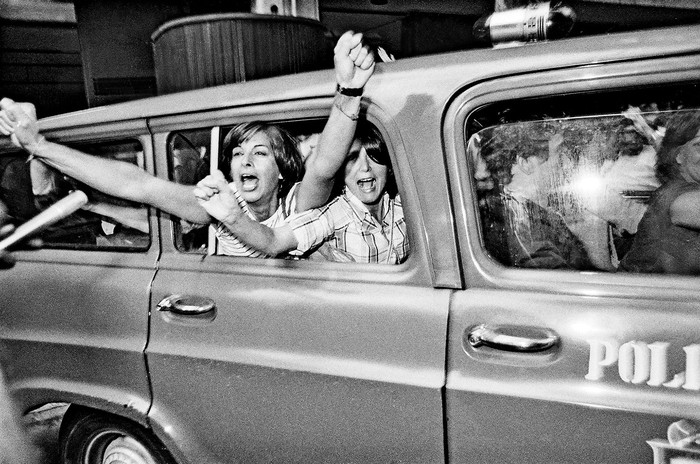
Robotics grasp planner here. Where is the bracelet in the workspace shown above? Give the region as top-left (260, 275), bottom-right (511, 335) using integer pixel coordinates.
top-left (336, 84), bottom-right (363, 97)
top-left (25, 135), bottom-right (47, 162)
top-left (333, 94), bottom-right (360, 121)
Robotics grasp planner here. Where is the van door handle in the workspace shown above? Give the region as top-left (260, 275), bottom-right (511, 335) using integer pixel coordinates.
top-left (466, 324), bottom-right (559, 353)
top-left (156, 295), bottom-right (216, 315)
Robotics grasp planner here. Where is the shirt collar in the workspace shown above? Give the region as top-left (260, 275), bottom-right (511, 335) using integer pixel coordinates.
top-left (342, 188), bottom-right (392, 225)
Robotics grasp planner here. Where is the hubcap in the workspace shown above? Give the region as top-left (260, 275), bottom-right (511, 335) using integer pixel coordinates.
top-left (85, 432), bottom-right (158, 464)
top-left (103, 437), bottom-right (157, 464)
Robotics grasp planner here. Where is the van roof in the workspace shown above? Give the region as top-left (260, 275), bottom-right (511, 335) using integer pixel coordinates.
top-left (39, 23), bottom-right (700, 131)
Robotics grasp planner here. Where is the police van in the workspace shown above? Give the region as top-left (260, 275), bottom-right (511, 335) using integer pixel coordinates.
top-left (1, 23), bottom-right (700, 464)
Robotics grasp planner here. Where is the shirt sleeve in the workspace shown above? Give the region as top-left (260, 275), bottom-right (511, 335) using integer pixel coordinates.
top-left (285, 207), bottom-right (334, 254)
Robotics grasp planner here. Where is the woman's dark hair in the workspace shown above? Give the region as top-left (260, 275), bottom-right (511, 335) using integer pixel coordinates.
top-left (221, 122), bottom-right (304, 198)
top-left (336, 122), bottom-right (397, 198)
top-left (478, 124), bottom-right (548, 186)
top-left (655, 110), bottom-right (700, 183)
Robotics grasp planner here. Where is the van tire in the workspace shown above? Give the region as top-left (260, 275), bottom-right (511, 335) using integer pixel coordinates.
top-left (60, 406), bottom-right (174, 464)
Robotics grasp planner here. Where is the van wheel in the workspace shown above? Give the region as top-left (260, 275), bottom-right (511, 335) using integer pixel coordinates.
top-left (60, 406), bottom-right (174, 464)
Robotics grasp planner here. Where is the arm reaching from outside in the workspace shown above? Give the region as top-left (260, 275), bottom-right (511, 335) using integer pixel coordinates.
top-left (0, 98), bottom-right (209, 224)
top-left (294, 31), bottom-right (376, 211)
top-left (194, 170), bottom-right (297, 256)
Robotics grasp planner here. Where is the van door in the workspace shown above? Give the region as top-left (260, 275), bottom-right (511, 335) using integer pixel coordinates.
top-left (0, 128), bottom-right (157, 420)
top-left (444, 56), bottom-right (700, 463)
top-left (145, 104), bottom-right (451, 464)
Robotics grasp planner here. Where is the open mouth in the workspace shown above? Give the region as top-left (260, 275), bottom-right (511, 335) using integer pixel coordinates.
top-left (240, 174), bottom-right (259, 192)
top-left (357, 178), bottom-right (376, 193)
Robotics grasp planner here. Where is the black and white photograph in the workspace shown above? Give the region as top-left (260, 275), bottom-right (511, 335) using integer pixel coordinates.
top-left (1, 0), bottom-right (700, 462)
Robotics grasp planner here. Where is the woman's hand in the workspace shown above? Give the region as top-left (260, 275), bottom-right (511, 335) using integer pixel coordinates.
top-left (0, 98), bottom-right (45, 153)
top-left (193, 170), bottom-right (246, 225)
top-left (334, 31), bottom-right (375, 90)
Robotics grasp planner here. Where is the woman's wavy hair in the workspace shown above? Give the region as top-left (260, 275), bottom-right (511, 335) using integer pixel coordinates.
top-left (335, 122), bottom-right (397, 198)
top-left (655, 110), bottom-right (700, 183)
top-left (221, 122), bottom-right (304, 198)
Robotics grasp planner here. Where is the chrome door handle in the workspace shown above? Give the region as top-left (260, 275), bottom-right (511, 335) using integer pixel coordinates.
top-left (156, 295), bottom-right (215, 315)
top-left (467, 324), bottom-right (559, 353)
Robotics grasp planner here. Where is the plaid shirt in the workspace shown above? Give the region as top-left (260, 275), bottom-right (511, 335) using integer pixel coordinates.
top-left (215, 182), bottom-right (296, 257)
top-left (287, 188), bottom-right (409, 264)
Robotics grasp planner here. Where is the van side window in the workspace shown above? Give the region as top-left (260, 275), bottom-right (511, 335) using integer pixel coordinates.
top-left (167, 121), bottom-right (409, 263)
top-left (468, 82), bottom-right (700, 273)
top-left (0, 139), bottom-right (149, 250)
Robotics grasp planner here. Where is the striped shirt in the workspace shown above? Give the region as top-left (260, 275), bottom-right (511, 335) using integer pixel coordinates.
top-left (287, 188), bottom-right (409, 264)
top-left (215, 182), bottom-right (297, 257)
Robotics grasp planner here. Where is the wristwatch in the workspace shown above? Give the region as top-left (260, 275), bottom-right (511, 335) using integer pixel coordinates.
top-left (336, 84), bottom-right (363, 97)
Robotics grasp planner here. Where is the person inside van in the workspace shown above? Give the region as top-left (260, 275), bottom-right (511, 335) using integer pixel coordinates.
top-left (472, 125), bottom-right (595, 270)
top-left (0, 31), bottom-right (375, 258)
top-left (569, 114), bottom-right (661, 265)
top-left (619, 110), bottom-right (700, 274)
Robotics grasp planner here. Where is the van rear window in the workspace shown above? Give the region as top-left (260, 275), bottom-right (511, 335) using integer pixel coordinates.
top-left (468, 81), bottom-right (700, 274)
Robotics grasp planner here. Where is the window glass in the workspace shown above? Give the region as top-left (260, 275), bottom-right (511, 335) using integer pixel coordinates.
top-left (168, 129), bottom-right (211, 253)
top-left (168, 120), bottom-right (409, 264)
top-left (468, 82), bottom-right (700, 274)
top-left (0, 139), bottom-right (149, 250)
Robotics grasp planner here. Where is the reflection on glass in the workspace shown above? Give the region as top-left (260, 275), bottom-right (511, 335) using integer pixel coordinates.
top-left (472, 112), bottom-right (664, 272)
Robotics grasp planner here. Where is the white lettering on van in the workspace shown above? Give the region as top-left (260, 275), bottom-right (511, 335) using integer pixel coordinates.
top-left (585, 340), bottom-right (700, 391)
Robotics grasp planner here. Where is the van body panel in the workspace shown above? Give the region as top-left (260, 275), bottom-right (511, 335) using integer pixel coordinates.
top-left (148, 257), bottom-right (449, 463)
top-left (0, 253), bottom-right (157, 418)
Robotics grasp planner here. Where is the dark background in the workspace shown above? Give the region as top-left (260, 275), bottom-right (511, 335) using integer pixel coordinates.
top-left (2, 0), bottom-right (699, 118)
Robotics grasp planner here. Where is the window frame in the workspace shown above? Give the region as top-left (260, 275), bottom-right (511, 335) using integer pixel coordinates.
top-left (9, 123), bottom-right (160, 267)
top-left (150, 97), bottom-right (429, 286)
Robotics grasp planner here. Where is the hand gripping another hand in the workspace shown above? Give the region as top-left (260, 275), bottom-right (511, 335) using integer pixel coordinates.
top-left (193, 170), bottom-right (247, 225)
top-left (0, 98), bottom-right (44, 153)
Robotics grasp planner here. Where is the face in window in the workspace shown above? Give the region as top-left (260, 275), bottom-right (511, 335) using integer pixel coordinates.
top-left (229, 132), bottom-right (282, 209)
top-left (469, 135), bottom-right (495, 192)
top-left (344, 138), bottom-right (388, 208)
top-left (614, 123), bottom-right (646, 158)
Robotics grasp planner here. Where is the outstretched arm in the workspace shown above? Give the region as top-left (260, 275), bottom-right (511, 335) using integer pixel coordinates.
top-left (294, 31), bottom-right (376, 211)
top-left (0, 98), bottom-right (209, 224)
top-left (194, 171), bottom-right (297, 256)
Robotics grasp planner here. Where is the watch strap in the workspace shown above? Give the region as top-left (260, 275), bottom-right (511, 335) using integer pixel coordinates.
top-left (336, 84), bottom-right (363, 97)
